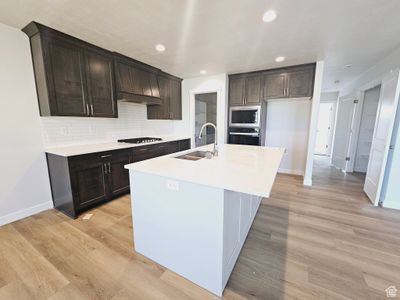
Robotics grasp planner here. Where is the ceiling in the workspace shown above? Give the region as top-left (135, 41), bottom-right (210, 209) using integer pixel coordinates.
top-left (1, 0), bottom-right (400, 91)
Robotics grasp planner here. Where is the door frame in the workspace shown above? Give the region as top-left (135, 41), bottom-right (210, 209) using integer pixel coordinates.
top-left (190, 88), bottom-right (222, 148)
top-left (346, 79), bottom-right (383, 172)
top-left (331, 96), bottom-right (357, 171)
top-left (315, 101), bottom-right (336, 156)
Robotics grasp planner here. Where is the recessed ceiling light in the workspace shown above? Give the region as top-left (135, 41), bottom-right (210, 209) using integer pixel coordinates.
top-left (200, 70), bottom-right (207, 75)
top-left (262, 10), bottom-right (277, 22)
top-left (155, 44), bottom-right (166, 52)
top-left (345, 64), bottom-right (352, 68)
top-left (275, 56), bottom-right (285, 62)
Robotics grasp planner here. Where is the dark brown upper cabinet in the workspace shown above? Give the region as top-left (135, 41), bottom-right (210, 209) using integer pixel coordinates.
top-left (229, 77), bottom-right (246, 106)
top-left (286, 67), bottom-right (315, 98)
top-left (147, 72), bottom-right (183, 120)
top-left (113, 53), bottom-right (161, 105)
top-left (263, 71), bottom-right (287, 99)
top-left (22, 22), bottom-right (117, 118)
top-left (229, 74), bottom-right (262, 106)
top-left (263, 64), bottom-right (315, 100)
top-left (229, 64), bottom-right (315, 105)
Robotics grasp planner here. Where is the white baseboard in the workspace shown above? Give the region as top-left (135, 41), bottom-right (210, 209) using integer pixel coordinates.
top-left (0, 202), bottom-right (53, 227)
top-left (278, 168), bottom-right (304, 176)
top-left (382, 202), bottom-right (400, 210)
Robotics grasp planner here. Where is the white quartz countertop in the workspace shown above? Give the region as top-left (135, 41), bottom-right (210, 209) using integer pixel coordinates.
top-left (45, 136), bottom-right (191, 157)
top-left (125, 144), bottom-right (284, 198)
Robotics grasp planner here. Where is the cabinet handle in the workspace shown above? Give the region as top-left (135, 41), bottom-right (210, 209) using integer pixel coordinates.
top-left (100, 154), bottom-right (112, 158)
top-left (104, 163), bottom-right (108, 174)
top-left (108, 162), bottom-right (111, 174)
top-left (90, 104), bottom-right (94, 116)
top-left (287, 88), bottom-right (290, 97)
top-left (86, 104), bottom-right (90, 116)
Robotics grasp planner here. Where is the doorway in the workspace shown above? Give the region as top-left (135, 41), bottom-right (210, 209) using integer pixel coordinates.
top-left (194, 92), bottom-right (217, 147)
top-left (329, 71), bottom-right (400, 205)
top-left (315, 102), bottom-right (335, 156)
top-left (353, 85), bottom-right (381, 173)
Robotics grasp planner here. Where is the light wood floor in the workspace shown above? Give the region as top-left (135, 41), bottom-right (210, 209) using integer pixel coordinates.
top-left (1, 158), bottom-right (400, 299)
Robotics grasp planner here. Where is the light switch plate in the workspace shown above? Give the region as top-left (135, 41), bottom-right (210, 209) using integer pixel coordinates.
top-left (166, 180), bottom-right (179, 191)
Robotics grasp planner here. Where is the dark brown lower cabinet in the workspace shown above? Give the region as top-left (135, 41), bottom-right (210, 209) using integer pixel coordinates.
top-left (47, 139), bottom-right (191, 218)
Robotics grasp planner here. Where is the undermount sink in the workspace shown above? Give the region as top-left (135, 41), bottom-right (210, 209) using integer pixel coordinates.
top-left (175, 151), bottom-right (210, 161)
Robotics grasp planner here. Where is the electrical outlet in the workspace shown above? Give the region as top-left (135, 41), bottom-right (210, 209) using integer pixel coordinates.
top-left (166, 180), bottom-right (179, 191)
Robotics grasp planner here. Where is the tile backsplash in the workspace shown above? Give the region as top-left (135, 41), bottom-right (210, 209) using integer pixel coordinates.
top-left (41, 102), bottom-right (183, 148)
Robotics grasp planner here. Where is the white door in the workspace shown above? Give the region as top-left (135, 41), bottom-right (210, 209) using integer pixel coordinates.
top-left (315, 102), bottom-right (334, 155)
top-left (364, 71), bottom-right (400, 205)
top-left (331, 98), bottom-right (356, 170)
top-left (354, 85), bottom-right (381, 172)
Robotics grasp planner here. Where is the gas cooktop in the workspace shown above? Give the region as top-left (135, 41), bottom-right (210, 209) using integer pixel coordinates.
top-left (118, 137), bottom-right (162, 144)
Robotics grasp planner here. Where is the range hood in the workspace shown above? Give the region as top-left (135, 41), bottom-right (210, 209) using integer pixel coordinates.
top-left (117, 93), bottom-right (161, 105)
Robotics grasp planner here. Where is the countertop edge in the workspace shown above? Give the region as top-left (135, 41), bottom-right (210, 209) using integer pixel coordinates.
top-left (45, 136), bottom-right (191, 157)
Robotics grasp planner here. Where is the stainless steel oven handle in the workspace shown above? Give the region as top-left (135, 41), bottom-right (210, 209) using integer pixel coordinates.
top-left (229, 132), bottom-right (260, 137)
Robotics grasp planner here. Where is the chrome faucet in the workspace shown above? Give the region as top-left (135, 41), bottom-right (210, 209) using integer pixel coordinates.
top-left (199, 122), bottom-right (218, 157)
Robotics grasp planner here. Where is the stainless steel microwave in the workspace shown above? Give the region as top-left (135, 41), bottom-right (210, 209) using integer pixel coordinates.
top-left (229, 106), bottom-right (261, 128)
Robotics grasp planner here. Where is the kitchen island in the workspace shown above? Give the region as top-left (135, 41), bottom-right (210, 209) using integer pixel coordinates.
top-left (125, 144), bottom-right (284, 296)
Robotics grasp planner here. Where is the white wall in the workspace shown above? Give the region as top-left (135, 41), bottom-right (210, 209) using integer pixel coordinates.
top-left (303, 61), bottom-right (325, 185)
top-left (340, 46), bottom-right (400, 98)
top-left (41, 102), bottom-right (186, 148)
top-left (0, 23), bottom-right (53, 226)
top-left (264, 100), bottom-right (311, 175)
top-left (180, 74), bottom-right (228, 147)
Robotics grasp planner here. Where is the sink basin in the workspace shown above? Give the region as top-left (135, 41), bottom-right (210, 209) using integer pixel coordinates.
top-left (175, 151), bottom-right (210, 161)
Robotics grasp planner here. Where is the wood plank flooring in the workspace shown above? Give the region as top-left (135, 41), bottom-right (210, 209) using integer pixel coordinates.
top-left (1, 157), bottom-right (400, 299)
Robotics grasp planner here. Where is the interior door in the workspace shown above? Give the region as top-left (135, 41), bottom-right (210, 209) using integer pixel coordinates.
top-left (354, 85), bottom-right (381, 172)
top-left (364, 71), bottom-right (400, 205)
top-left (331, 97), bottom-right (356, 170)
top-left (315, 103), bottom-right (334, 155)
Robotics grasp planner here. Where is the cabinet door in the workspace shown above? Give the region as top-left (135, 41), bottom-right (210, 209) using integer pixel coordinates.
top-left (229, 77), bottom-right (245, 105)
top-left (108, 151), bottom-right (131, 196)
top-left (263, 72), bottom-right (287, 99)
top-left (85, 50), bottom-right (117, 118)
top-left (244, 75), bottom-right (262, 105)
top-left (46, 37), bottom-right (87, 116)
top-left (287, 68), bottom-right (315, 98)
top-left (70, 159), bottom-right (108, 210)
top-left (169, 79), bottom-right (182, 120)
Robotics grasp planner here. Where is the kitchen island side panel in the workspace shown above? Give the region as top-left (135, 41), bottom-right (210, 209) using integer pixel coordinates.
top-left (130, 171), bottom-right (225, 296)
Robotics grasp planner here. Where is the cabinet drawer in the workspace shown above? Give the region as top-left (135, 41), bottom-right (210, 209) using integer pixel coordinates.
top-left (179, 139), bottom-right (191, 151)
